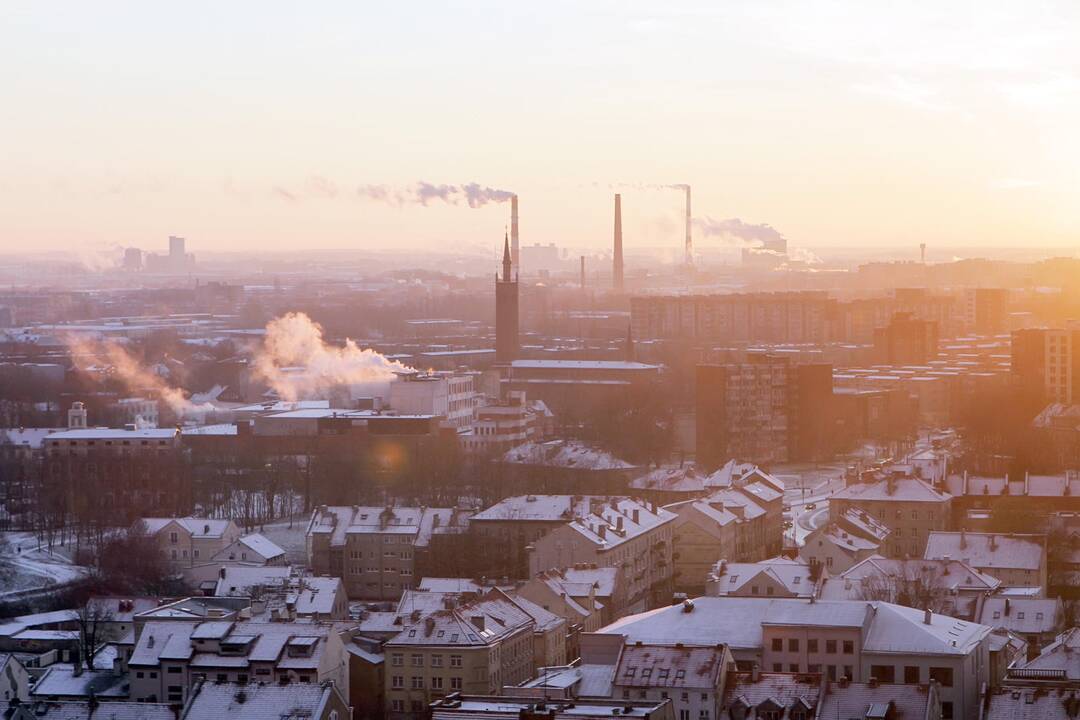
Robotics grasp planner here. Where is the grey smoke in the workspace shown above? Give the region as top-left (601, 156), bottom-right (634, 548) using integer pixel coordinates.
top-left (358, 181), bottom-right (514, 208)
top-left (694, 216), bottom-right (786, 247)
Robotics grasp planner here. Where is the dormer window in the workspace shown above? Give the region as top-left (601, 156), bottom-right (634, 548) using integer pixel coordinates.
top-left (286, 636), bottom-right (318, 658)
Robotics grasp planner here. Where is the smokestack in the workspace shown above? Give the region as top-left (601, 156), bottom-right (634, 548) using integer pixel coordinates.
top-left (580, 256), bottom-right (586, 289)
top-left (920, 243), bottom-right (926, 263)
top-left (511, 194), bottom-right (520, 275)
top-left (613, 194), bottom-right (624, 292)
top-left (684, 185), bottom-right (693, 266)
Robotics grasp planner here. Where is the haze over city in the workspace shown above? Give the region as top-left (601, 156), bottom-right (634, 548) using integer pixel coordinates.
top-left (3, 5), bottom-right (1080, 720)
top-left (3, 1), bottom-right (1080, 259)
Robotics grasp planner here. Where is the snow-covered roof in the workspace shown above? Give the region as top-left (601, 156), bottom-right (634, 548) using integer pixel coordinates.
top-left (182, 681), bottom-right (336, 720)
top-left (630, 465), bottom-right (707, 494)
top-left (387, 589), bottom-right (533, 648)
top-left (510, 360), bottom-right (660, 371)
top-left (822, 556), bottom-right (1001, 599)
top-left (213, 566), bottom-right (291, 596)
top-left (417, 578), bottom-right (484, 593)
top-left (817, 681), bottom-right (933, 720)
top-left (235, 533), bottom-right (286, 560)
top-left (306, 505), bottom-right (464, 548)
top-left (614, 644), bottom-right (726, 690)
top-left (0, 427), bottom-right (62, 448)
top-left (566, 498), bottom-right (676, 549)
top-left (15, 701), bottom-right (176, 720)
top-left (46, 428), bottom-right (177, 441)
top-left (978, 597), bottom-right (1062, 635)
top-left (721, 672), bottom-right (821, 715)
top-left (709, 559), bottom-right (815, 598)
top-left (291, 576), bottom-right (343, 616)
top-left (986, 686), bottom-right (1076, 720)
top-left (833, 476), bottom-right (951, 503)
top-left (31, 666), bottom-right (128, 699)
top-left (924, 532), bottom-right (1045, 571)
top-left (502, 440), bottom-right (636, 470)
top-left (141, 516), bottom-right (235, 539)
top-left (1017, 627), bottom-right (1080, 679)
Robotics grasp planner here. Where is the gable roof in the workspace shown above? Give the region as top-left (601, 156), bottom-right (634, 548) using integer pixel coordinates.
top-left (924, 532), bottom-right (1045, 571)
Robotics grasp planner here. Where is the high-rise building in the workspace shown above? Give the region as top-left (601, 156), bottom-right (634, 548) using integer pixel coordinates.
top-left (495, 233), bottom-right (519, 363)
top-left (966, 288), bottom-right (1009, 334)
top-left (169, 235), bottom-right (185, 259)
top-left (872, 312), bottom-right (939, 365)
top-left (1012, 327), bottom-right (1080, 412)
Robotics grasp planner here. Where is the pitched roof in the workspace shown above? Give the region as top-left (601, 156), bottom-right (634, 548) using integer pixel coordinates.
top-left (614, 644), bottom-right (727, 690)
top-left (924, 532), bottom-right (1045, 571)
top-left (817, 682), bottom-right (933, 720)
top-left (978, 597), bottom-right (1062, 635)
top-left (833, 477), bottom-right (951, 503)
top-left (182, 682), bottom-right (336, 720)
top-left (13, 701), bottom-right (175, 720)
top-left (1017, 627), bottom-right (1080, 679)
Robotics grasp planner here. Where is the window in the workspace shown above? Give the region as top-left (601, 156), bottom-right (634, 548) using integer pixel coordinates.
top-left (808, 664), bottom-right (820, 673)
top-left (842, 641), bottom-right (854, 654)
top-left (904, 666), bottom-right (919, 684)
top-left (432, 655), bottom-right (443, 667)
top-left (450, 654), bottom-right (462, 667)
top-left (167, 666), bottom-right (182, 674)
top-left (929, 667), bottom-right (953, 687)
top-left (789, 664), bottom-right (799, 672)
top-left (391, 700), bottom-right (404, 712)
top-left (992, 611), bottom-right (1001, 619)
top-left (432, 677), bottom-right (443, 690)
top-left (679, 711), bottom-right (690, 720)
top-left (826, 557), bottom-right (833, 568)
top-left (788, 638), bottom-right (799, 652)
top-left (911, 510), bottom-right (918, 520)
top-left (843, 666), bottom-right (852, 680)
top-left (1017, 612), bottom-right (1026, 620)
top-left (451, 677), bottom-right (462, 690)
top-left (941, 702), bottom-right (953, 720)
top-left (391, 675), bottom-right (403, 689)
top-left (699, 711), bottom-right (709, 720)
top-left (411, 654), bottom-right (423, 667)
top-left (825, 640), bottom-right (836, 654)
top-left (895, 528), bottom-right (903, 537)
top-left (411, 676), bottom-right (423, 689)
top-left (807, 639), bottom-right (818, 654)
top-left (169, 532), bottom-right (178, 543)
top-left (870, 665), bottom-right (895, 683)
top-left (826, 666), bottom-right (836, 681)
top-left (772, 663), bottom-right (782, 672)
top-left (771, 638), bottom-right (783, 652)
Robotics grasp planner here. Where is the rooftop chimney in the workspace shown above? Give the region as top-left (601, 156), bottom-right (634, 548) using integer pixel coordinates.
top-left (613, 194), bottom-right (624, 291)
top-left (923, 608), bottom-right (932, 625)
top-left (511, 194), bottom-right (519, 274)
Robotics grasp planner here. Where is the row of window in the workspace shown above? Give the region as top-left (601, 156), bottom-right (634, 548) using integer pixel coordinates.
top-left (770, 638), bottom-right (854, 654)
top-left (391, 675), bottom-right (463, 690)
top-left (391, 653), bottom-right (463, 667)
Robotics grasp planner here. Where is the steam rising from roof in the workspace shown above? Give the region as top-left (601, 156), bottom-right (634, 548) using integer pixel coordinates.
top-left (253, 312), bottom-right (413, 401)
top-left (357, 181), bottom-right (514, 208)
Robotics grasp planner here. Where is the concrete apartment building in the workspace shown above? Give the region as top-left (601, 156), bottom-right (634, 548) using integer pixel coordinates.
top-left (307, 504), bottom-right (468, 600)
top-left (461, 392), bottom-right (549, 455)
top-left (389, 371), bottom-right (479, 430)
top-left (128, 620), bottom-right (348, 705)
top-left (383, 589), bottom-right (537, 720)
top-left (527, 498), bottom-right (676, 613)
top-left (923, 532), bottom-right (1047, 593)
top-left (830, 475), bottom-right (952, 559)
top-left (600, 597), bottom-right (991, 720)
top-left (141, 517), bottom-right (242, 569)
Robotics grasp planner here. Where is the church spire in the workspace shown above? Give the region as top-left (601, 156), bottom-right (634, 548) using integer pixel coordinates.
top-left (501, 230), bottom-right (512, 282)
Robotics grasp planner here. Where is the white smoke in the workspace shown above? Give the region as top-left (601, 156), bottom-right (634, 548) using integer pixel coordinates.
top-left (694, 216), bottom-right (787, 248)
top-left (253, 312), bottom-right (414, 401)
top-left (358, 182), bottom-right (514, 208)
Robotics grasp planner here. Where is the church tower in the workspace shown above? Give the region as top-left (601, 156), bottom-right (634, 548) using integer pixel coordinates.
top-left (495, 232), bottom-right (519, 363)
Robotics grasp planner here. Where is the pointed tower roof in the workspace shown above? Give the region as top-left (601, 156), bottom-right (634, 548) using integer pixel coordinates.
top-left (502, 231), bottom-right (512, 282)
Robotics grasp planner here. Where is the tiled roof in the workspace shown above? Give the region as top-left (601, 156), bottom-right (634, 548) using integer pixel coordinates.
top-left (924, 532), bottom-right (1044, 571)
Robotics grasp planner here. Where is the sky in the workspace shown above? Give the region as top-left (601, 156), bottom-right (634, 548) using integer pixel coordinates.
top-left (2, 1), bottom-right (1080, 260)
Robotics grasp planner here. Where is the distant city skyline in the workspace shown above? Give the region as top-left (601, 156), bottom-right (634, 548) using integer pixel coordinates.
top-left (3, 1), bottom-right (1080, 256)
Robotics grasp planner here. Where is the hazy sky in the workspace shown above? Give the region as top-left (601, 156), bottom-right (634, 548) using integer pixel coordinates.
top-left (2, 1), bottom-right (1080, 260)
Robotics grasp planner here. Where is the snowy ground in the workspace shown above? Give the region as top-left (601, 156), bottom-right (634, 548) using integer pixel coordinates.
top-left (0, 531), bottom-right (91, 600)
top-left (253, 519), bottom-right (309, 567)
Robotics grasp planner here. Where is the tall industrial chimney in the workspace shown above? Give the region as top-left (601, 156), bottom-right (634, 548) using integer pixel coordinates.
top-left (613, 194), bottom-right (624, 292)
top-left (580, 256), bottom-right (586, 289)
top-left (684, 185), bottom-right (693, 266)
top-left (511, 194), bottom-right (520, 275)
top-left (920, 243), bottom-right (926, 264)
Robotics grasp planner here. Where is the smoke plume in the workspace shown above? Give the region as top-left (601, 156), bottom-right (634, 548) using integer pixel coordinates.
top-left (253, 312), bottom-right (413, 401)
top-left (357, 181), bottom-right (514, 208)
top-left (65, 336), bottom-right (213, 419)
top-left (694, 216), bottom-right (787, 248)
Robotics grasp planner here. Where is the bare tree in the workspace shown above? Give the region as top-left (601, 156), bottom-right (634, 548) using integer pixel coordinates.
top-left (855, 564), bottom-right (952, 613)
top-left (76, 599), bottom-right (116, 669)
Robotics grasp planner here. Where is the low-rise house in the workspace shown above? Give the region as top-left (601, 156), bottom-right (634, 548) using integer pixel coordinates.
top-left (1009, 627), bottom-right (1080, 682)
top-left (30, 665), bottom-right (128, 702)
top-left (718, 670), bottom-right (822, 720)
top-left (799, 508), bottom-right (891, 574)
top-left (816, 677), bottom-right (942, 720)
top-left (210, 533), bottom-right (287, 566)
top-left (127, 619), bottom-right (348, 705)
top-left (923, 532), bottom-right (1047, 594)
top-left (307, 505), bottom-right (470, 600)
top-left (706, 558), bottom-right (819, 599)
top-left (499, 440), bottom-right (641, 496)
top-left (383, 588), bottom-right (537, 720)
top-left (818, 556), bottom-right (1001, 620)
top-left (984, 684), bottom-right (1079, 720)
top-left (518, 569), bottom-right (606, 645)
top-left (830, 475), bottom-right (952, 559)
top-left (0, 653), bottom-right (30, 702)
top-left (141, 517), bottom-right (242, 569)
top-left (611, 641), bottom-right (736, 720)
top-left (944, 471), bottom-right (1080, 530)
top-left (975, 597), bottom-right (1063, 654)
top-left (599, 597), bottom-right (992, 720)
top-left (666, 493), bottom-right (769, 595)
top-left (181, 679), bottom-right (351, 720)
top-left (0, 610), bottom-right (79, 657)
top-left (528, 499), bottom-right (675, 613)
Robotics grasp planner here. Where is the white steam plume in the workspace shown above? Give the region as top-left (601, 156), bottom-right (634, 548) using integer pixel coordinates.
top-left (65, 336), bottom-right (214, 419)
top-left (357, 181), bottom-right (514, 208)
top-left (253, 312), bottom-right (413, 401)
top-left (694, 216), bottom-right (787, 248)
